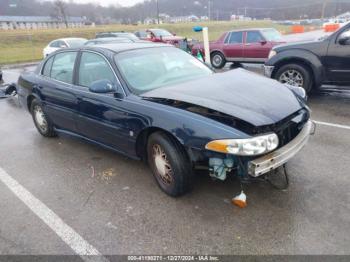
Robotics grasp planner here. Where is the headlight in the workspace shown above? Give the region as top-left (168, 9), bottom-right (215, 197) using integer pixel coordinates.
top-left (268, 50), bottom-right (277, 59)
top-left (205, 133), bottom-right (279, 156)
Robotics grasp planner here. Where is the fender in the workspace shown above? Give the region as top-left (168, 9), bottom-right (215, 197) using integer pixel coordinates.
top-left (267, 49), bottom-right (325, 87)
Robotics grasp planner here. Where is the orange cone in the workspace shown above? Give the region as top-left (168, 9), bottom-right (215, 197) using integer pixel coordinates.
top-left (232, 191), bottom-right (247, 208)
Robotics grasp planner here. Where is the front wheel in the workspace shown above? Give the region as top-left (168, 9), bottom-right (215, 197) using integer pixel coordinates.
top-left (275, 63), bottom-right (313, 93)
top-left (147, 132), bottom-right (194, 197)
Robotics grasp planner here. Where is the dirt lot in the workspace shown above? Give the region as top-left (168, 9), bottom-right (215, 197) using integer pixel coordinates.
top-left (0, 64), bottom-right (349, 259)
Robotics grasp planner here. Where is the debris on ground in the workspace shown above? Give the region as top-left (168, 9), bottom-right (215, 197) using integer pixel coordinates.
top-left (0, 83), bottom-right (17, 98)
top-left (232, 191), bottom-right (247, 208)
top-left (100, 168), bottom-right (116, 182)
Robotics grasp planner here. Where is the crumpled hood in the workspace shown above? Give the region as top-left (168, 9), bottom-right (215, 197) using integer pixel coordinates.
top-left (142, 69), bottom-right (305, 127)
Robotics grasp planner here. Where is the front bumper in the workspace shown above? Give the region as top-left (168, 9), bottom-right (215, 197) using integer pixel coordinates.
top-left (263, 65), bottom-right (275, 78)
top-left (248, 120), bottom-right (314, 177)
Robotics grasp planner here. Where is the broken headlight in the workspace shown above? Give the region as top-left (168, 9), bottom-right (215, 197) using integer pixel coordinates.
top-left (205, 133), bottom-right (279, 156)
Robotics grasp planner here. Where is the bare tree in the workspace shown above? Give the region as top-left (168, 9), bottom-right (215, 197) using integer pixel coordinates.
top-left (52, 0), bottom-right (69, 28)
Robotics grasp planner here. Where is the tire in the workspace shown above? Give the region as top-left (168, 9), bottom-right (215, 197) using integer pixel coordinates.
top-left (211, 52), bottom-right (226, 69)
top-left (30, 99), bottom-right (57, 137)
top-left (147, 132), bottom-right (194, 197)
top-left (275, 63), bottom-right (313, 93)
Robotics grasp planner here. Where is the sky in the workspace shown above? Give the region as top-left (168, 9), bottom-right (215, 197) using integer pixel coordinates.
top-left (69, 0), bottom-right (144, 7)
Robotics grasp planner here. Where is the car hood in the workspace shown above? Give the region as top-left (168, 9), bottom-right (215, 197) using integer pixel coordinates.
top-left (273, 39), bottom-right (325, 52)
top-left (142, 69), bottom-right (305, 127)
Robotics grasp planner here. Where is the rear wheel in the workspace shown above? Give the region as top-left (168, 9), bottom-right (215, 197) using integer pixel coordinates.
top-left (30, 99), bottom-right (56, 137)
top-left (275, 63), bottom-right (313, 93)
top-left (211, 52), bottom-right (226, 69)
top-left (147, 132), bottom-right (194, 197)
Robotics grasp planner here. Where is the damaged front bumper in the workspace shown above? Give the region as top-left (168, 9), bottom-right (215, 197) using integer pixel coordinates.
top-left (247, 120), bottom-right (314, 177)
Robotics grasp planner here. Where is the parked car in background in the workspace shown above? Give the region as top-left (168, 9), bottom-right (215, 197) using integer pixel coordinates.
top-left (191, 28), bottom-right (285, 69)
top-left (95, 32), bottom-right (140, 41)
top-left (17, 43), bottom-right (311, 197)
top-left (43, 38), bottom-right (87, 58)
top-left (85, 37), bottom-right (135, 46)
top-left (265, 22), bottom-right (350, 92)
top-left (0, 68), bottom-right (3, 82)
top-left (135, 29), bottom-right (186, 46)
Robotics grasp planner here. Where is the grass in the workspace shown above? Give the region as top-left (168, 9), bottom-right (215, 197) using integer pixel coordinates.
top-left (0, 20), bottom-right (298, 65)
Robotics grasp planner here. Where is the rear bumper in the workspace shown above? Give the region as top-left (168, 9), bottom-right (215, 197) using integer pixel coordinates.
top-left (248, 120), bottom-right (314, 177)
top-left (263, 65), bottom-right (275, 78)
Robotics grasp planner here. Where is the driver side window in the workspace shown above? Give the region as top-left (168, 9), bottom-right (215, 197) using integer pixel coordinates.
top-left (78, 52), bottom-right (116, 87)
top-left (246, 31), bottom-right (264, 43)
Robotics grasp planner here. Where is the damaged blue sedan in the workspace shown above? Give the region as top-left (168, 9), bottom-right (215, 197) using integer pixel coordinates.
top-left (17, 43), bottom-right (312, 197)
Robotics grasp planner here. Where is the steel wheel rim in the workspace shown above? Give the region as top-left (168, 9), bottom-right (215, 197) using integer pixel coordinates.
top-left (152, 144), bottom-right (173, 186)
top-left (279, 69), bottom-right (304, 87)
top-left (34, 105), bottom-right (48, 133)
top-left (212, 54), bottom-right (223, 67)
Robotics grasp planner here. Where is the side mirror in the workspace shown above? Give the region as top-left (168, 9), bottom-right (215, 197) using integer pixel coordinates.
top-left (60, 44), bottom-right (68, 48)
top-left (89, 79), bottom-right (117, 94)
top-left (338, 33), bottom-right (350, 45)
top-left (260, 40), bottom-right (267, 45)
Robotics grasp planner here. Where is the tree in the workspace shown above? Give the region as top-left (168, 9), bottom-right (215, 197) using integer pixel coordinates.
top-left (52, 0), bottom-right (68, 28)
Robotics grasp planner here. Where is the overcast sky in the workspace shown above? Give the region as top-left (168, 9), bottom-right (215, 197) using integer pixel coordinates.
top-left (68, 0), bottom-right (144, 7)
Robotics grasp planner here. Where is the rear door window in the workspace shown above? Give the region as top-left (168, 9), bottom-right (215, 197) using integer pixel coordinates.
top-left (226, 32), bottom-right (243, 44)
top-left (50, 52), bottom-right (77, 84)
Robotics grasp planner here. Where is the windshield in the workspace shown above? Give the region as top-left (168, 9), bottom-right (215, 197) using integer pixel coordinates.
top-left (151, 29), bottom-right (173, 37)
top-left (66, 38), bottom-right (87, 47)
top-left (115, 47), bottom-right (213, 95)
top-left (261, 29), bottom-right (283, 42)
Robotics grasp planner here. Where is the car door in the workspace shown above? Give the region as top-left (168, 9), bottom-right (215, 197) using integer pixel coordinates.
top-left (75, 51), bottom-right (132, 153)
top-left (243, 31), bottom-right (271, 62)
top-left (37, 51), bottom-right (79, 132)
top-left (222, 31), bottom-right (244, 60)
top-left (324, 27), bottom-right (350, 83)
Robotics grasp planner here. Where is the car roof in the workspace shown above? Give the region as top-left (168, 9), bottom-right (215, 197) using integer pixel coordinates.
top-left (82, 42), bottom-right (172, 53)
top-left (229, 28), bottom-right (275, 33)
top-left (87, 37), bottom-right (132, 42)
top-left (60, 37), bottom-right (87, 41)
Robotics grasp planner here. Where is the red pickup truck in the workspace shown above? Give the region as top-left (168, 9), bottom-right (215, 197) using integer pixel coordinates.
top-left (192, 28), bottom-right (285, 69)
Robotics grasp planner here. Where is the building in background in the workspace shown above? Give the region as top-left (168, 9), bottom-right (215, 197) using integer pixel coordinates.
top-left (0, 16), bottom-right (86, 30)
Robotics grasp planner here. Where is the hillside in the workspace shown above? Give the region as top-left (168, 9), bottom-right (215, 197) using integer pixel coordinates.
top-left (0, 0), bottom-right (349, 23)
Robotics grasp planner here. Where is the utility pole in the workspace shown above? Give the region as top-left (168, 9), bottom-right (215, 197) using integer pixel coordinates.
top-left (156, 0), bottom-right (160, 24)
top-left (208, 0), bottom-right (211, 21)
top-left (322, 0), bottom-right (328, 19)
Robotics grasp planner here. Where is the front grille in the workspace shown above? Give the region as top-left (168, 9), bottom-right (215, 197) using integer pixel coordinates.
top-left (274, 109), bottom-right (309, 147)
